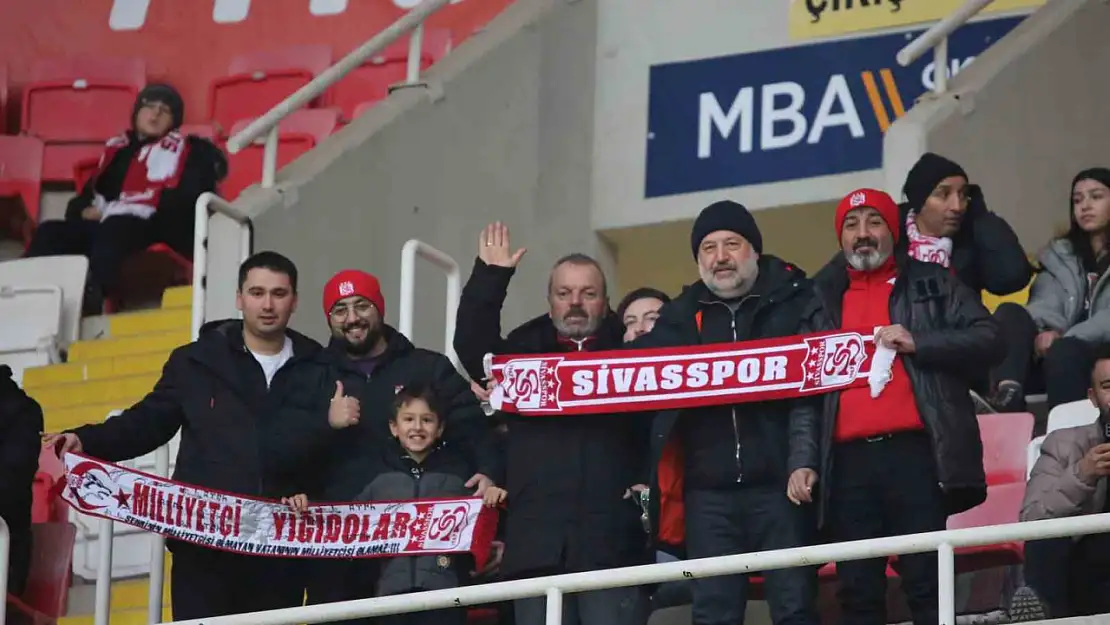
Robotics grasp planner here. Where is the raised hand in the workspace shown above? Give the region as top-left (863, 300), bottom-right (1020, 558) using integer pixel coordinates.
top-left (328, 381), bottom-right (360, 429)
top-left (478, 222), bottom-right (526, 268)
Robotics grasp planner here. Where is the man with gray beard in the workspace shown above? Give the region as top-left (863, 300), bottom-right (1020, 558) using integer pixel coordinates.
top-left (787, 188), bottom-right (1001, 625)
top-left (454, 223), bottom-right (650, 625)
top-left (632, 200), bottom-right (820, 625)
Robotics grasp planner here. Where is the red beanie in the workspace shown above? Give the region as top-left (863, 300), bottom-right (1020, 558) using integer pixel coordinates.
top-left (323, 269), bottom-right (385, 319)
top-left (834, 188), bottom-right (901, 244)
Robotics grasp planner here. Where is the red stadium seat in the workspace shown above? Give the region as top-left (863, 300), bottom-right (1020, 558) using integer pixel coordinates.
top-left (978, 412), bottom-right (1035, 485)
top-left (223, 108), bottom-right (339, 198)
top-left (948, 482), bottom-right (1026, 571)
top-left (330, 29), bottom-right (451, 122)
top-left (0, 135), bottom-right (45, 243)
top-left (0, 64), bottom-right (9, 133)
top-left (21, 56), bottom-right (145, 182)
top-left (72, 156), bottom-right (100, 193)
top-left (179, 123), bottom-right (219, 141)
top-left (20, 522), bottom-right (77, 619)
top-left (208, 45), bottom-right (332, 135)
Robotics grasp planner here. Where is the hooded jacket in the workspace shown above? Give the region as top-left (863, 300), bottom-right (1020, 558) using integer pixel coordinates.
top-left (453, 259), bottom-right (649, 577)
top-left (1025, 238), bottom-right (1110, 345)
top-left (0, 365), bottom-right (43, 595)
top-left (319, 325), bottom-right (499, 500)
top-left (73, 320), bottom-right (337, 500)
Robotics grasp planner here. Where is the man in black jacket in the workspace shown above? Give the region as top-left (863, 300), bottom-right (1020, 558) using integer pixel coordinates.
top-left (26, 83), bottom-right (227, 313)
top-left (45, 251), bottom-right (356, 620)
top-left (307, 268), bottom-right (499, 611)
top-left (454, 222), bottom-right (648, 625)
top-left (633, 201), bottom-right (819, 625)
top-left (786, 188), bottom-right (1003, 625)
top-left (1, 365), bottom-right (44, 597)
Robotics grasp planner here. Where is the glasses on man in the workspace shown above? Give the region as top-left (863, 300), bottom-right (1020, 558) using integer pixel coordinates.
top-left (329, 301), bottom-right (375, 321)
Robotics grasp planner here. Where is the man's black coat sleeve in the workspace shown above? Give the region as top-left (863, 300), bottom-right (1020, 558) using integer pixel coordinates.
top-left (454, 258), bottom-right (517, 381)
top-left (912, 271), bottom-right (1006, 376)
top-left (431, 353), bottom-right (501, 483)
top-left (965, 187), bottom-right (1033, 296)
top-left (0, 376), bottom-right (44, 502)
top-left (73, 350), bottom-right (187, 461)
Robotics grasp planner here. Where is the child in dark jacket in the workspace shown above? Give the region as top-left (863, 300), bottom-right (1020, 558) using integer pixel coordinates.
top-left (286, 382), bottom-right (505, 625)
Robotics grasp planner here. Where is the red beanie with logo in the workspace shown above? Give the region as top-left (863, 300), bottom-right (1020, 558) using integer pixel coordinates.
top-left (323, 269), bottom-right (385, 319)
top-left (834, 188), bottom-right (901, 244)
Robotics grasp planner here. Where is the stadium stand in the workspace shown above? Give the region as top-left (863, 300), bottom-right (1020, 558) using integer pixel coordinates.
top-left (20, 56), bottom-right (146, 183)
top-left (208, 44), bottom-right (333, 135)
top-left (223, 108), bottom-right (341, 198)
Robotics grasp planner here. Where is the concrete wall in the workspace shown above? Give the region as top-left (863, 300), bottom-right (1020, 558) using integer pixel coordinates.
top-left (884, 0), bottom-right (1110, 254)
top-left (245, 0), bottom-right (606, 349)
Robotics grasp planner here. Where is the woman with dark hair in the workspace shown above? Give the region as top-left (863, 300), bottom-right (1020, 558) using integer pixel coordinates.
top-left (616, 287), bottom-right (671, 343)
top-left (988, 168), bottom-right (1110, 417)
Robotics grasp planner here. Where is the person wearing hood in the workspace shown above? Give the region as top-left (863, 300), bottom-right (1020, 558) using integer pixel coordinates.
top-left (899, 152), bottom-right (1032, 296)
top-left (306, 268), bottom-right (500, 613)
top-left (986, 168), bottom-right (1110, 415)
top-left (787, 188), bottom-right (1000, 625)
top-left (44, 251), bottom-right (353, 620)
top-left (0, 365), bottom-right (43, 598)
top-left (631, 201), bottom-right (821, 625)
top-left (453, 223), bottom-right (650, 625)
top-left (1013, 345), bottom-right (1110, 621)
top-left (26, 83), bottom-right (228, 313)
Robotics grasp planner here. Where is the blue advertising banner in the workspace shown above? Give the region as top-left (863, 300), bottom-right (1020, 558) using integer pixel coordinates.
top-left (644, 17), bottom-right (1023, 198)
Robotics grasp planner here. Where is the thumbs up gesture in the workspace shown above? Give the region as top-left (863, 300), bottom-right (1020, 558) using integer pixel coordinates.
top-left (328, 381), bottom-right (360, 429)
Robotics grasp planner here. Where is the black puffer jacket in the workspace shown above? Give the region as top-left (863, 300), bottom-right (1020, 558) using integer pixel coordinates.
top-left (789, 254), bottom-right (1003, 524)
top-left (634, 256), bottom-right (814, 553)
top-left (320, 326), bottom-right (498, 501)
top-left (74, 320), bottom-right (337, 500)
top-left (0, 365), bottom-right (44, 595)
top-left (454, 259), bottom-right (649, 578)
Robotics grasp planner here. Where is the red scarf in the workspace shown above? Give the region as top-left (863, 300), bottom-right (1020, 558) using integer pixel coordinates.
top-left (94, 131), bottom-right (191, 213)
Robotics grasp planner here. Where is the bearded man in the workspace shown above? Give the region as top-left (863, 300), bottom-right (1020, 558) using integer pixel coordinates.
top-left (629, 200), bottom-right (821, 625)
top-left (453, 223), bottom-right (651, 625)
top-left (307, 269), bottom-right (498, 613)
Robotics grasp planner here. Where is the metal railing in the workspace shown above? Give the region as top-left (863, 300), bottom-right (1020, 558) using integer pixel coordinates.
top-left (896, 0), bottom-right (995, 94)
top-left (154, 512), bottom-right (1110, 625)
top-left (223, 0), bottom-right (451, 189)
top-left (397, 239), bottom-right (461, 369)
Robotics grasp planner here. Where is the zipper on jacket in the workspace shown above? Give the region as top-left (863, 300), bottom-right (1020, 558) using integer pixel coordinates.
top-left (730, 313), bottom-right (743, 483)
top-left (410, 463), bottom-right (421, 591)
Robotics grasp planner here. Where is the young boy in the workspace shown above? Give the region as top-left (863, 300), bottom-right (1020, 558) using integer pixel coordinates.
top-left (286, 382), bottom-right (505, 625)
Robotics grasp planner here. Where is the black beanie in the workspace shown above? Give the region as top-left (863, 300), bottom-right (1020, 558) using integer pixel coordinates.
top-left (133, 83), bottom-right (184, 130)
top-left (690, 200), bottom-right (762, 258)
top-left (901, 152), bottom-right (968, 211)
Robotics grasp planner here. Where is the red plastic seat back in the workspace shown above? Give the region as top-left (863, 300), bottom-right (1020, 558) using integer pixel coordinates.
top-left (0, 135), bottom-right (45, 227)
top-left (22, 56), bottom-right (145, 142)
top-left (330, 29), bottom-right (451, 121)
top-left (977, 412), bottom-right (1034, 485)
top-left (209, 45), bottom-right (332, 134)
top-left (0, 64), bottom-right (8, 133)
top-left (223, 109), bottom-right (339, 198)
top-left (20, 522), bottom-right (77, 619)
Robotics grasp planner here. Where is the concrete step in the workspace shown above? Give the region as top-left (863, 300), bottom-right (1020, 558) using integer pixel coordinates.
top-left (108, 308), bottom-right (191, 337)
top-left (69, 329), bottom-right (188, 362)
top-left (23, 351), bottom-right (171, 388)
top-left (32, 373), bottom-right (159, 410)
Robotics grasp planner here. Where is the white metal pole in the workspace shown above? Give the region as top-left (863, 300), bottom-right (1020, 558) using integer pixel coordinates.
top-left (399, 240), bottom-right (418, 341)
top-left (94, 519), bottom-right (115, 625)
top-left (937, 542), bottom-right (956, 625)
top-left (191, 194), bottom-right (212, 341)
top-left (896, 0), bottom-right (994, 66)
top-left (261, 127), bottom-right (279, 189)
top-left (0, 516), bottom-right (9, 625)
top-left (406, 23), bottom-right (425, 84)
top-left (148, 443), bottom-right (171, 623)
top-left (934, 37), bottom-right (949, 94)
top-left (544, 588), bottom-right (563, 625)
top-left (444, 267), bottom-right (461, 370)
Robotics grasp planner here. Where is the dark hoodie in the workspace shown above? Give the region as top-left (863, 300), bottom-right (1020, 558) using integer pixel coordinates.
top-left (73, 319), bottom-right (336, 499)
top-left (1, 365), bottom-right (43, 595)
top-left (899, 152), bottom-right (1032, 296)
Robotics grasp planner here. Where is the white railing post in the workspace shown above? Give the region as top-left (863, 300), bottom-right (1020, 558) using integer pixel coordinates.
top-left (261, 126), bottom-right (279, 189)
top-left (544, 588), bottom-right (563, 625)
top-left (896, 0), bottom-right (995, 93)
top-left (94, 518), bottom-right (114, 625)
top-left (937, 542), bottom-right (956, 625)
top-left (406, 23), bottom-right (425, 84)
top-left (398, 239), bottom-right (461, 369)
top-left (0, 515), bottom-right (8, 625)
top-left (147, 444), bottom-right (170, 623)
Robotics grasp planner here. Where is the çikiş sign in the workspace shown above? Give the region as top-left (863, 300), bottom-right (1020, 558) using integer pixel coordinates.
top-left (643, 16), bottom-right (1022, 199)
top-left (789, 0), bottom-right (1045, 40)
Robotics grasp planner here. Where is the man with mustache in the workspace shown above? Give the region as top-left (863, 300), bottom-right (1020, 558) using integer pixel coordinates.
top-left (631, 200), bottom-right (820, 625)
top-left (308, 269), bottom-right (500, 612)
top-left (787, 188), bottom-right (1002, 625)
top-left (1013, 345), bottom-right (1110, 621)
top-left (454, 223), bottom-right (649, 625)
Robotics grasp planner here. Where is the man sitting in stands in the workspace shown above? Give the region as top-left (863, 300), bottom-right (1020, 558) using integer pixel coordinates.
top-left (1011, 344), bottom-right (1110, 621)
top-left (25, 84), bottom-right (226, 313)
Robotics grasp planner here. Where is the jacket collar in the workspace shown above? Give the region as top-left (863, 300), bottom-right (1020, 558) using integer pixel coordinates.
top-left (508, 310), bottom-right (625, 352)
top-left (190, 318), bottom-right (322, 380)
